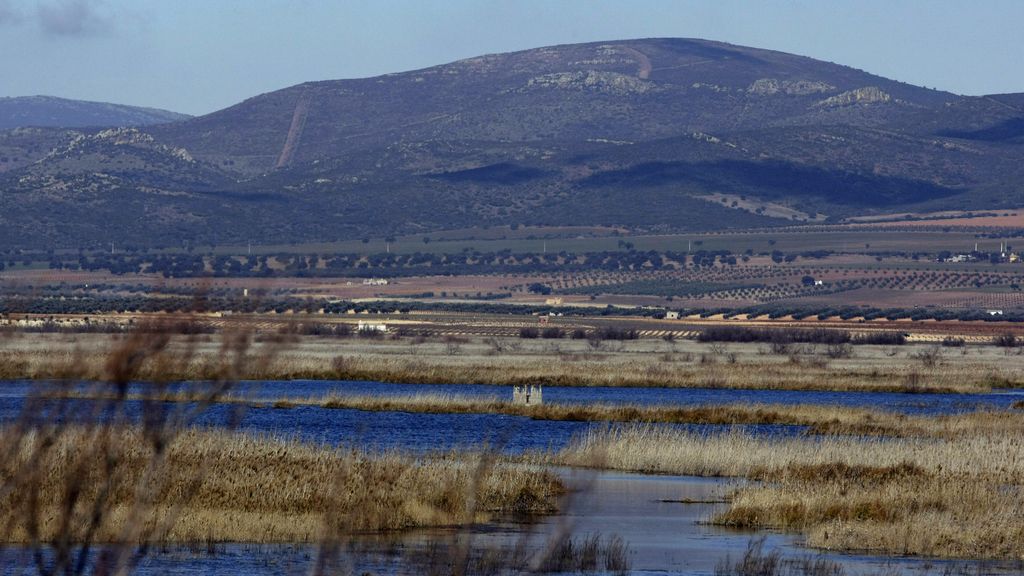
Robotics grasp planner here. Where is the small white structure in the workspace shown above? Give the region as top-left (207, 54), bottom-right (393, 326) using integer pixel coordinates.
top-left (986, 310), bottom-right (1005, 316)
top-left (362, 278), bottom-right (389, 286)
top-left (357, 320), bottom-right (388, 333)
top-left (513, 385), bottom-right (543, 406)
top-left (665, 311), bottom-right (680, 320)
top-left (814, 280), bottom-right (824, 286)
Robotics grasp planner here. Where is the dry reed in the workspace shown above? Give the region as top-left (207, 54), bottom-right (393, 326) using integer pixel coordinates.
top-left (4, 333), bottom-right (1022, 394)
top-left (552, 425), bottom-right (1024, 559)
top-left (0, 320), bottom-right (567, 575)
top-left (0, 426), bottom-right (562, 544)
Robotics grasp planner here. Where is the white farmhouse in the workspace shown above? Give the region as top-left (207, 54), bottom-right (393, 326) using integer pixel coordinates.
top-left (357, 320), bottom-right (388, 333)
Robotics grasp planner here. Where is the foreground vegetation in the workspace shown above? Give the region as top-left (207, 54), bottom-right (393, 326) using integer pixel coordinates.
top-left (0, 426), bottom-right (561, 544)
top-left (551, 425), bottom-right (1024, 559)
top-left (0, 323), bottom-right (575, 575)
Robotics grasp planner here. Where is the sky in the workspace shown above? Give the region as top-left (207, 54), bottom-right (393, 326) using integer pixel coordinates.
top-left (1, 0), bottom-right (1022, 116)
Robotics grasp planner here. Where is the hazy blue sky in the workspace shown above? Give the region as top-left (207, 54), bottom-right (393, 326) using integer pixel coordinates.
top-left (1, 0), bottom-right (1022, 115)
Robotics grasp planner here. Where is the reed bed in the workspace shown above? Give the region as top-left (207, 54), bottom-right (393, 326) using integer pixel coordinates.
top-left (551, 425), bottom-right (1024, 559)
top-left (0, 426), bottom-right (562, 545)
top-left (0, 323), bottom-right (574, 575)
top-left (291, 394), bottom-right (1024, 438)
top-left (210, 354), bottom-right (1016, 394)
top-left (3, 335), bottom-right (1021, 394)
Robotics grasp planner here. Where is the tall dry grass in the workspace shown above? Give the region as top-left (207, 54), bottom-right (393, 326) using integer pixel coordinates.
top-left (0, 319), bottom-right (263, 574)
top-left (4, 333), bottom-right (1021, 394)
top-left (0, 319), bottom-right (567, 575)
top-left (0, 427), bottom-right (562, 544)
top-left (552, 425), bottom-right (1024, 559)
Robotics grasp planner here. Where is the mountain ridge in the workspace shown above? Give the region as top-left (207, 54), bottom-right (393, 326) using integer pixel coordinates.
top-left (0, 95), bottom-right (190, 130)
top-left (1, 38), bottom-right (1023, 249)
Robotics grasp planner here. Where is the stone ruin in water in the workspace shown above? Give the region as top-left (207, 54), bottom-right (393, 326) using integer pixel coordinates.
top-left (512, 385), bottom-right (543, 406)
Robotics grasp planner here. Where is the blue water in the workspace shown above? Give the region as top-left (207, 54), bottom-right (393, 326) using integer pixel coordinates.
top-left (0, 382), bottom-right (802, 453)
top-left (5, 379), bottom-right (1021, 415)
top-left (0, 379), bottom-right (1020, 454)
top-left (233, 379), bottom-right (1023, 415)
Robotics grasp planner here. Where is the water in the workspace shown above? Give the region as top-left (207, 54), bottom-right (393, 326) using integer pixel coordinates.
top-left (230, 379), bottom-right (1024, 415)
top-left (0, 379), bottom-right (1020, 574)
top-left (4, 379), bottom-right (1021, 416)
top-left (0, 378), bottom-right (1020, 454)
top-left (3, 471), bottom-right (1015, 575)
top-left (0, 384), bottom-right (805, 453)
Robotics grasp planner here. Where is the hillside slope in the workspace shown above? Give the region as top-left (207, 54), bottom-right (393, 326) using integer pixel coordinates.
top-left (2, 38), bottom-right (1023, 248)
top-left (0, 96), bottom-right (190, 130)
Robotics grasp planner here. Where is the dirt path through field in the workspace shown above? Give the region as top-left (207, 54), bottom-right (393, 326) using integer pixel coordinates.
top-left (620, 46), bottom-right (652, 79)
top-left (275, 91), bottom-right (312, 168)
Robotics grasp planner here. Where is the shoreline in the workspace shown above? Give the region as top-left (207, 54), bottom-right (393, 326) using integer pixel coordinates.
top-left (35, 388), bottom-right (1024, 438)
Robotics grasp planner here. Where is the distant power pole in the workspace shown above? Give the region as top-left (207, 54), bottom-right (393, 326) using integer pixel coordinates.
top-left (248, 241), bottom-right (252, 256)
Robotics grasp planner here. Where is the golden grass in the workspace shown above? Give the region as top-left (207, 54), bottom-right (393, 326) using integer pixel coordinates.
top-left (296, 395), bottom-right (1024, 439)
top-left (0, 320), bottom-right (578, 575)
top-left (3, 333), bottom-right (1022, 394)
top-left (0, 426), bottom-right (562, 545)
top-left (550, 425), bottom-right (1024, 559)
top-left (241, 354), bottom-right (1012, 394)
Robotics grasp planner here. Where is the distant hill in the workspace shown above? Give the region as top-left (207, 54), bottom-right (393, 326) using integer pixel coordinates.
top-left (0, 96), bottom-right (190, 130)
top-left (2, 38), bottom-right (1024, 249)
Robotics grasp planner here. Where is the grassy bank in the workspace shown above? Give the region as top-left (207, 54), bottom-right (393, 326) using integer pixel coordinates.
top-left (0, 426), bottom-right (562, 545)
top-left (289, 394), bottom-right (1024, 438)
top-left (61, 389), bottom-right (1024, 439)
top-left (551, 425), bottom-right (1024, 559)
top-left (3, 333), bottom-right (1023, 393)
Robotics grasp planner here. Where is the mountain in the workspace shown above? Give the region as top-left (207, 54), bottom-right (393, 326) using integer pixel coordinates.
top-left (0, 96), bottom-right (190, 130)
top-left (2, 38), bottom-right (1024, 249)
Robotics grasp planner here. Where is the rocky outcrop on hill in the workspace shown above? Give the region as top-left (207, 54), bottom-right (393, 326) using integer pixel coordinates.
top-left (815, 86), bottom-right (894, 107)
top-left (748, 78), bottom-right (836, 95)
top-left (523, 71), bottom-right (658, 95)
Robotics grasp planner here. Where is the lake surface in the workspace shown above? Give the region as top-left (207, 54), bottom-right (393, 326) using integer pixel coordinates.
top-left (0, 379), bottom-right (1021, 454)
top-left (233, 379), bottom-right (1024, 415)
top-left (0, 387), bottom-right (804, 454)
